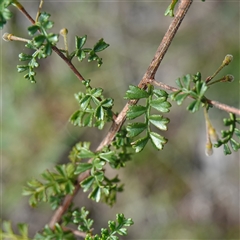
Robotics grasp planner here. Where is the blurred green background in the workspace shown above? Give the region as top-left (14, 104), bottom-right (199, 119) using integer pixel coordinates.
top-left (1, 1), bottom-right (239, 239)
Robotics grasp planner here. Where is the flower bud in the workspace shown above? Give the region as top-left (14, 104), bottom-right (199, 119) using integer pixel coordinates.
top-left (2, 33), bottom-right (12, 42)
top-left (60, 28), bottom-right (68, 36)
top-left (223, 54), bottom-right (233, 65)
top-left (225, 74), bottom-right (234, 82)
top-left (205, 141), bottom-right (213, 156)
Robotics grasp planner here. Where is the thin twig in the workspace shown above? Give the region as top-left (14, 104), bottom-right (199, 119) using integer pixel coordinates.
top-left (151, 79), bottom-right (240, 115)
top-left (49, 0), bottom-right (193, 228)
top-left (62, 226), bottom-right (87, 238)
top-left (14, 2), bottom-right (85, 82)
top-left (206, 100), bottom-right (240, 115)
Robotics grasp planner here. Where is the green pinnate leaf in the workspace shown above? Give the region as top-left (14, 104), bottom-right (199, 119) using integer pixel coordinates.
top-left (33, 35), bottom-right (46, 47)
top-left (175, 78), bottom-right (183, 88)
top-left (132, 136), bottom-right (149, 153)
top-left (150, 98), bottom-right (171, 112)
top-left (195, 81), bottom-right (208, 96)
top-left (230, 138), bottom-right (239, 151)
top-left (0, 0), bottom-right (13, 29)
top-left (234, 128), bottom-right (240, 138)
top-left (174, 92), bottom-right (189, 105)
top-left (47, 33), bottom-right (58, 44)
top-left (108, 220), bottom-right (116, 231)
top-left (80, 95), bottom-right (92, 110)
top-left (149, 131), bottom-right (167, 150)
top-left (34, 224), bottom-right (75, 240)
top-left (187, 100), bottom-right (201, 112)
top-left (101, 98), bottom-right (114, 108)
top-left (93, 38), bottom-right (110, 52)
top-left (169, 90), bottom-right (182, 100)
top-left (19, 53), bottom-right (32, 61)
top-left (153, 89), bottom-right (168, 98)
top-left (88, 51), bottom-right (98, 62)
top-left (95, 106), bottom-right (104, 120)
top-left (76, 35), bottom-right (87, 49)
top-left (126, 122), bottom-right (147, 138)
top-left (75, 163), bottom-right (93, 175)
top-left (91, 88), bottom-right (103, 98)
top-left (72, 207), bottom-right (94, 233)
top-left (126, 105), bottom-right (147, 120)
top-left (65, 180), bottom-right (75, 194)
top-left (92, 159), bottom-right (105, 171)
top-left (29, 58), bottom-right (39, 68)
top-left (182, 74), bottom-right (191, 90)
top-left (38, 12), bottom-right (50, 24)
top-left (28, 25), bottom-right (40, 36)
top-left (89, 186), bottom-right (101, 202)
top-left (37, 48), bottom-right (47, 58)
top-left (66, 163), bottom-right (76, 176)
top-left (81, 176), bottom-right (95, 192)
top-left (76, 49), bottom-right (86, 61)
top-left (17, 223), bottom-right (28, 238)
top-left (78, 147), bottom-right (95, 159)
top-left (41, 170), bottom-right (54, 182)
top-left (223, 143), bottom-right (231, 155)
top-left (99, 151), bottom-right (117, 163)
top-left (125, 85), bottom-right (150, 99)
top-left (149, 115), bottom-right (169, 131)
top-left (17, 65), bottom-right (29, 73)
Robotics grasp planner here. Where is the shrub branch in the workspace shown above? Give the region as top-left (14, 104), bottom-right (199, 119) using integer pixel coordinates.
top-left (151, 80), bottom-right (240, 115)
top-left (48, 0), bottom-right (193, 228)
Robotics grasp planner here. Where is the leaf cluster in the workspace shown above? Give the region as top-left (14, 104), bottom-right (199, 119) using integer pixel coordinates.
top-left (72, 207), bottom-right (94, 234)
top-left (35, 224), bottom-right (75, 240)
top-left (70, 35), bottom-right (109, 67)
top-left (70, 79), bottom-right (114, 130)
top-left (0, 0), bottom-right (13, 29)
top-left (170, 72), bottom-right (208, 112)
top-left (0, 221), bottom-right (30, 240)
top-left (125, 84), bottom-right (171, 152)
top-left (22, 163), bottom-right (77, 207)
top-left (214, 113), bottom-right (240, 155)
top-left (17, 12), bottom-right (58, 82)
top-left (85, 214), bottom-right (134, 240)
top-left (69, 142), bottom-right (125, 205)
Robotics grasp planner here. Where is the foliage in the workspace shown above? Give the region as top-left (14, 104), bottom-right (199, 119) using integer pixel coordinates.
top-left (214, 113), bottom-right (240, 154)
top-left (0, 221), bottom-right (31, 240)
top-left (34, 224), bottom-right (75, 240)
top-left (70, 141), bottom-right (127, 205)
top-left (70, 79), bottom-right (114, 130)
top-left (72, 35), bottom-right (109, 67)
top-left (85, 214), bottom-right (134, 240)
top-left (125, 84), bottom-right (171, 152)
top-left (16, 12), bottom-right (58, 83)
top-left (1, 1), bottom-right (239, 240)
top-left (170, 72), bottom-right (208, 113)
top-left (0, 0), bottom-right (13, 29)
top-left (169, 67), bottom-right (239, 155)
top-left (16, 11), bottom-right (109, 83)
top-left (22, 163), bottom-right (77, 207)
top-left (72, 207), bottom-right (94, 234)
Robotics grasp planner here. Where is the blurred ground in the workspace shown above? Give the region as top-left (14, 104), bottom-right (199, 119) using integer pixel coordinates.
top-left (1, 1), bottom-right (239, 239)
